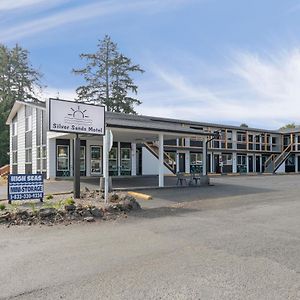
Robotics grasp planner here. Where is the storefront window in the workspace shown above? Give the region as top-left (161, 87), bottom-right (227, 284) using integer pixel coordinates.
top-left (120, 148), bottom-right (131, 175)
top-left (91, 146), bottom-right (102, 174)
top-left (57, 145), bottom-right (69, 171)
top-left (80, 146), bottom-right (85, 172)
top-left (109, 147), bottom-right (118, 175)
top-left (190, 153), bottom-right (202, 173)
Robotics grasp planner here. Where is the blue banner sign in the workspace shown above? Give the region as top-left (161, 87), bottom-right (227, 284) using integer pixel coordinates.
top-left (8, 174), bottom-right (44, 201)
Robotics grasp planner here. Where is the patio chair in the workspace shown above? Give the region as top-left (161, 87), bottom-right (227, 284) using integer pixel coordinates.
top-left (176, 172), bottom-right (188, 186)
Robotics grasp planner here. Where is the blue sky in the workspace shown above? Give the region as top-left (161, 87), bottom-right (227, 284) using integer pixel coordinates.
top-left (1, 0), bottom-right (300, 129)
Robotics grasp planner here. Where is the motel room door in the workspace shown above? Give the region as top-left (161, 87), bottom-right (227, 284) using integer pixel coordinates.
top-left (179, 153), bottom-right (185, 173)
top-left (214, 154), bottom-right (221, 173)
top-left (248, 155), bottom-right (254, 172)
top-left (255, 155), bottom-right (261, 173)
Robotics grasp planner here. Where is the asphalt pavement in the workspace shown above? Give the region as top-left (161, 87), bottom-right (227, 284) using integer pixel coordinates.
top-left (0, 175), bottom-right (299, 299)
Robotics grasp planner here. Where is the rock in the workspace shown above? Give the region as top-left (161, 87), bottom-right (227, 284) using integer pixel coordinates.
top-left (0, 212), bottom-right (10, 223)
top-left (109, 193), bottom-right (119, 202)
top-left (83, 216), bottom-right (95, 222)
top-left (124, 195), bottom-right (136, 202)
top-left (39, 208), bottom-right (57, 218)
top-left (65, 204), bottom-right (76, 211)
top-left (81, 209), bottom-right (92, 218)
top-left (90, 207), bottom-right (103, 218)
top-left (130, 200), bottom-right (141, 210)
top-left (16, 210), bottom-right (29, 218)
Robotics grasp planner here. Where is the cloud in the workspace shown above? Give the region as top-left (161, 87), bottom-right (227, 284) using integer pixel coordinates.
top-left (0, 0), bottom-right (195, 42)
top-left (0, 0), bottom-right (67, 11)
top-left (0, 0), bottom-right (45, 11)
top-left (136, 48), bottom-right (300, 129)
top-left (41, 46), bottom-right (300, 130)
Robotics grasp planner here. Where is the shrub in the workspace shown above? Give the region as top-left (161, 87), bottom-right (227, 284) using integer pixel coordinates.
top-left (29, 202), bottom-right (37, 213)
top-left (0, 203), bottom-right (5, 211)
top-left (64, 198), bottom-right (75, 205)
top-left (46, 194), bottom-right (53, 200)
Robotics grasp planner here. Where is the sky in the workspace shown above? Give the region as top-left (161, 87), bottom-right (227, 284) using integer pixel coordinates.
top-left (1, 0), bottom-right (300, 129)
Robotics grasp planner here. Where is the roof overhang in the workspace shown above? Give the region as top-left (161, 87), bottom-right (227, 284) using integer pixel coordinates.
top-left (6, 100), bottom-right (46, 125)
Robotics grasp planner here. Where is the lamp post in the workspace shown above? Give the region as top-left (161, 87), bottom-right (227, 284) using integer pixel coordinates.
top-left (204, 130), bottom-right (221, 176)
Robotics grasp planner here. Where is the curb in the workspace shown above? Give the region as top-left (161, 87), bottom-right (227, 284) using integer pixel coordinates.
top-left (127, 191), bottom-right (152, 200)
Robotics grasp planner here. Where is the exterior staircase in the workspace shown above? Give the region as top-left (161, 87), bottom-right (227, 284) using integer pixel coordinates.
top-left (264, 143), bottom-right (293, 173)
top-left (143, 142), bottom-right (176, 174)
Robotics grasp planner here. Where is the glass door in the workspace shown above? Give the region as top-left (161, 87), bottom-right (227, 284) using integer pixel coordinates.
top-left (90, 146), bottom-right (102, 175)
top-left (120, 148), bottom-right (131, 175)
top-left (109, 147), bottom-right (118, 176)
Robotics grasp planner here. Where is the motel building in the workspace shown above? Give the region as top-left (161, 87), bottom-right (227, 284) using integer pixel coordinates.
top-left (5, 99), bottom-right (300, 186)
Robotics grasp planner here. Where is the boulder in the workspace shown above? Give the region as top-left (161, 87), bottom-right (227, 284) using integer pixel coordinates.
top-left (90, 207), bottom-right (103, 218)
top-left (65, 204), bottom-right (76, 211)
top-left (39, 208), bottom-right (57, 218)
top-left (81, 209), bottom-right (92, 218)
top-left (0, 212), bottom-right (10, 223)
top-left (83, 216), bottom-right (95, 222)
top-left (109, 193), bottom-right (119, 202)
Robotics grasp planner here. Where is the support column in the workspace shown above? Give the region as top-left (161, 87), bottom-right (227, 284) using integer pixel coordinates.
top-left (131, 142), bottom-right (137, 176)
top-left (158, 133), bottom-right (164, 187)
top-left (232, 152), bottom-right (237, 173)
top-left (103, 129), bottom-right (109, 203)
top-left (202, 137), bottom-right (207, 176)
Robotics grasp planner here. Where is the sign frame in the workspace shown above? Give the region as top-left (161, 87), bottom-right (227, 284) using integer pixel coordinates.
top-left (7, 174), bottom-right (44, 204)
top-left (48, 98), bottom-right (106, 136)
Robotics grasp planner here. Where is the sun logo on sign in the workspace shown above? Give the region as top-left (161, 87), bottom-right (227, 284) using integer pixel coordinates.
top-left (65, 105), bottom-right (93, 125)
top-left (68, 106), bottom-right (89, 119)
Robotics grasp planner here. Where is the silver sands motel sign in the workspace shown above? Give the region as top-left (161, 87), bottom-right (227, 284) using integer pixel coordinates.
top-left (48, 98), bottom-right (105, 135)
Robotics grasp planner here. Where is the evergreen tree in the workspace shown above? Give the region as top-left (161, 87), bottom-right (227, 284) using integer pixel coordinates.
top-left (73, 35), bottom-right (144, 114)
top-left (280, 123), bottom-right (297, 130)
top-left (0, 44), bottom-right (42, 166)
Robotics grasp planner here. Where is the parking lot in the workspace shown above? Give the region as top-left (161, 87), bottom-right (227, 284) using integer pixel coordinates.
top-left (0, 174), bottom-right (299, 299)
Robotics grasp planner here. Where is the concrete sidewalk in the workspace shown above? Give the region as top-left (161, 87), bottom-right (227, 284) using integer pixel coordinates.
top-left (0, 175), bottom-right (196, 200)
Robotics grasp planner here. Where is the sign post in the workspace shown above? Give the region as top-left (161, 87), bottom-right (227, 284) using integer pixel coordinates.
top-left (103, 129), bottom-right (113, 204)
top-left (73, 133), bottom-right (81, 198)
top-left (48, 98), bottom-right (105, 199)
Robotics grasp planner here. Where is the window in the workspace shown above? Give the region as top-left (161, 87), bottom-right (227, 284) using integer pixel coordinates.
top-left (12, 121), bottom-right (18, 136)
top-left (25, 115), bottom-right (32, 132)
top-left (237, 132), bottom-right (246, 142)
top-left (120, 148), bottom-right (131, 175)
top-left (91, 146), bottom-right (102, 174)
top-left (190, 153), bottom-right (202, 173)
top-left (57, 145), bottom-right (69, 171)
top-left (37, 146), bottom-right (41, 159)
top-left (221, 154), bottom-right (232, 165)
top-left (25, 148), bottom-right (32, 163)
top-left (109, 147), bottom-right (118, 175)
top-left (178, 138), bottom-right (186, 147)
top-left (80, 146), bottom-right (85, 172)
top-left (42, 145), bottom-right (47, 170)
top-left (12, 151), bottom-right (17, 164)
top-left (237, 155), bottom-right (246, 166)
top-left (227, 131), bottom-right (232, 141)
top-left (190, 153), bottom-right (202, 165)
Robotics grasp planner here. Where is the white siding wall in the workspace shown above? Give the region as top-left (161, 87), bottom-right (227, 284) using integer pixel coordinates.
top-left (32, 108), bottom-right (37, 173)
top-left (17, 106), bottom-right (26, 173)
top-left (46, 135), bottom-right (56, 179)
top-left (142, 147), bottom-right (172, 175)
top-left (9, 119), bottom-right (12, 173)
